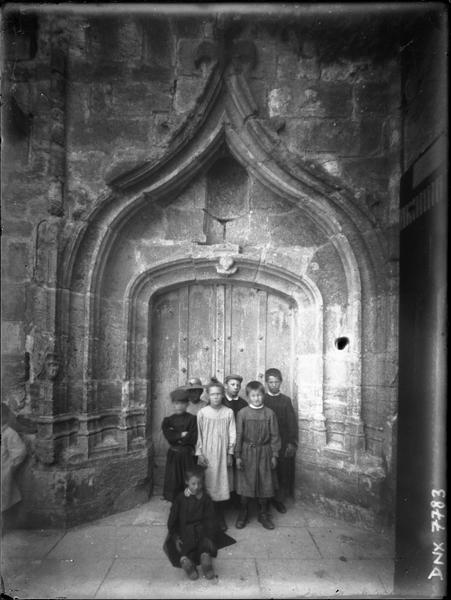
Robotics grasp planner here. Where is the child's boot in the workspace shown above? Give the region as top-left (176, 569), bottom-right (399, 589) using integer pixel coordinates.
top-left (214, 501), bottom-right (227, 531)
top-left (235, 497), bottom-right (249, 529)
top-left (200, 552), bottom-right (215, 580)
top-left (180, 556), bottom-right (199, 580)
top-left (258, 499), bottom-right (275, 530)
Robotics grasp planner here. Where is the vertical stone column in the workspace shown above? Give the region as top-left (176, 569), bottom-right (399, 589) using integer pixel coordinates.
top-left (30, 21), bottom-right (68, 465)
top-left (295, 290), bottom-right (327, 450)
top-left (47, 20), bottom-right (68, 217)
top-left (30, 219), bottom-right (62, 464)
top-left (343, 290), bottom-right (366, 458)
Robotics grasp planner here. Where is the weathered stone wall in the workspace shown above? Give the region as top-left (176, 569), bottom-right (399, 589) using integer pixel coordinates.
top-left (2, 6), bottom-right (409, 529)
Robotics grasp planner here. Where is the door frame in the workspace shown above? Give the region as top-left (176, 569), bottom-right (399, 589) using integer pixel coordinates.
top-left (122, 255), bottom-right (325, 451)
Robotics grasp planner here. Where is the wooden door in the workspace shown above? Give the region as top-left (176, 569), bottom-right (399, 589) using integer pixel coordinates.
top-left (150, 282), bottom-right (296, 487)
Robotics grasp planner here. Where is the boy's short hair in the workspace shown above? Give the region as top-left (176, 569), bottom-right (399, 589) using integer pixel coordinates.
top-left (265, 368), bottom-right (282, 381)
top-left (245, 380), bottom-right (265, 395)
top-left (206, 380), bottom-right (225, 394)
top-left (224, 374), bottom-right (243, 383)
top-left (185, 465), bottom-right (206, 481)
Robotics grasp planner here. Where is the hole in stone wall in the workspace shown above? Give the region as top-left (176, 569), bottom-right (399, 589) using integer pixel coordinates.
top-left (335, 337), bottom-right (350, 350)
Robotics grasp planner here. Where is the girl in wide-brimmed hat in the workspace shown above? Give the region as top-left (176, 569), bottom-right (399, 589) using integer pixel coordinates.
top-left (162, 388), bottom-right (198, 502)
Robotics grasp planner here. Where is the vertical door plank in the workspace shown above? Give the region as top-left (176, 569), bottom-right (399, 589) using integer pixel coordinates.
top-left (266, 293), bottom-right (294, 398)
top-left (230, 285), bottom-right (259, 384)
top-left (150, 289), bottom-right (181, 484)
top-left (214, 284), bottom-right (226, 382)
top-left (178, 286), bottom-right (189, 386)
top-left (187, 284), bottom-right (215, 384)
top-left (256, 289), bottom-right (268, 383)
top-left (224, 284), bottom-right (233, 377)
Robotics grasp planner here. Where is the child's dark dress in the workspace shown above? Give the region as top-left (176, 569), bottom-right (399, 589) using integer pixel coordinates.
top-left (164, 490), bottom-right (235, 567)
top-left (162, 413), bottom-right (197, 502)
top-left (235, 406), bottom-right (281, 498)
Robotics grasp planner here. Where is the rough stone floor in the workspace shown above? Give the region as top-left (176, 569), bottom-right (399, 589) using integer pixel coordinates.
top-left (1, 496), bottom-right (394, 599)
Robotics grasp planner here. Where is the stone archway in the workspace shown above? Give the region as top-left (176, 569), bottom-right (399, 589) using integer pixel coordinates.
top-left (29, 52), bottom-right (392, 528)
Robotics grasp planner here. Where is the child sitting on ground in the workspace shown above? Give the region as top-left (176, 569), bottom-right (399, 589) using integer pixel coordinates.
top-left (162, 387), bottom-right (198, 502)
top-left (196, 381), bottom-right (236, 531)
top-left (235, 380), bottom-right (281, 530)
top-left (164, 465), bottom-right (235, 580)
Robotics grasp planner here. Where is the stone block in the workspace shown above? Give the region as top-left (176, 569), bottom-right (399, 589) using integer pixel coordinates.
top-left (307, 244), bottom-right (347, 305)
top-left (116, 19), bottom-right (142, 62)
top-left (268, 211), bottom-right (325, 247)
top-left (294, 118), bottom-right (360, 155)
top-left (276, 53), bottom-right (298, 80)
top-left (130, 63), bottom-right (173, 83)
top-left (1, 353), bottom-right (26, 389)
top-left (249, 179), bottom-right (292, 213)
top-left (297, 56), bottom-right (321, 79)
top-left (70, 118), bottom-right (149, 149)
top-left (164, 208), bottom-right (205, 242)
top-left (1, 283), bottom-right (26, 320)
top-left (360, 119), bottom-right (384, 155)
top-left (2, 191), bottom-right (31, 219)
top-left (96, 381), bottom-right (122, 411)
top-left (251, 41), bottom-right (277, 81)
top-left (246, 78), bottom-right (267, 117)
top-left (2, 219), bottom-right (33, 238)
top-left (290, 80), bottom-right (353, 118)
top-left (268, 86), bottom-right (291, 117)
top-left (362, 352), bottom-right (398, 387)
top-left (321, 59), bottom-right (360, 82)
top-left (6, 242), bottom-right (30, 281)
top-left (176, 38), bottom-right (200, 76)
top-left (355, 82), bottom-right (390, 115)
top-left (172, 16), bottom-right (204, 39)
top-left (109, 82), bottom-right (172, 116)
top-left (174, 76), bottom-right (202, 114)
top-left (170, 177), bottom-right (206, 211)
top-left (341, 157), bottom-right (389, 197)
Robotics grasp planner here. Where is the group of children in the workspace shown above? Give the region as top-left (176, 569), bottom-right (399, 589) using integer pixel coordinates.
top-left (162, 369), bottom-right (298, 580)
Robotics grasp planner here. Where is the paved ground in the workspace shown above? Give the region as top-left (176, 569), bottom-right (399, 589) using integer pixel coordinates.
top-left (1, 496), bottom-right (394, 599)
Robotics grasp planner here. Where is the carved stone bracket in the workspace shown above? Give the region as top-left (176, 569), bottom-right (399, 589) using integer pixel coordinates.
top-left (216, 255), bottom-right (238, 276)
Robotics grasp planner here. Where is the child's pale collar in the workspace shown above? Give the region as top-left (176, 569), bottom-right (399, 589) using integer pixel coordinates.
top-left (184, 487), bottom-right (203, 498)
top-left (266, 391), bottom-right (281, 396)
top-left (249, 404), bottom-right (264, 409)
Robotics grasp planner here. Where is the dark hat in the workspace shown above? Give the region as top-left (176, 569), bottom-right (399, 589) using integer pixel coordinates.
top-left (265, 368), bottom-right (283, 381)
top-left (170, 387), bottom-right (190, 402)
top-left (224, 374), bottom-right (243, 383)
top-left (186, 377), bottom-right (204, 391)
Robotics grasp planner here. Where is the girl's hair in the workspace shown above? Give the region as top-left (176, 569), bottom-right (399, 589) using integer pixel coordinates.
top-left (245, 380), bottom-right (265, 395)
top-left (206, 379), bottom-right (224, 394)
top-left (185, 465), bottom-right (206, 481)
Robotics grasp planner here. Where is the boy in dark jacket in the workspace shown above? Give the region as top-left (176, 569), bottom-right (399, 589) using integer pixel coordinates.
top-left (264, 368), bottom-right (298, 513)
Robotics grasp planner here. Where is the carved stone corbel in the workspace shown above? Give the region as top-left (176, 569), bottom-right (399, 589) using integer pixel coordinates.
top-left (216, 255), bottom-right (238, 276)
